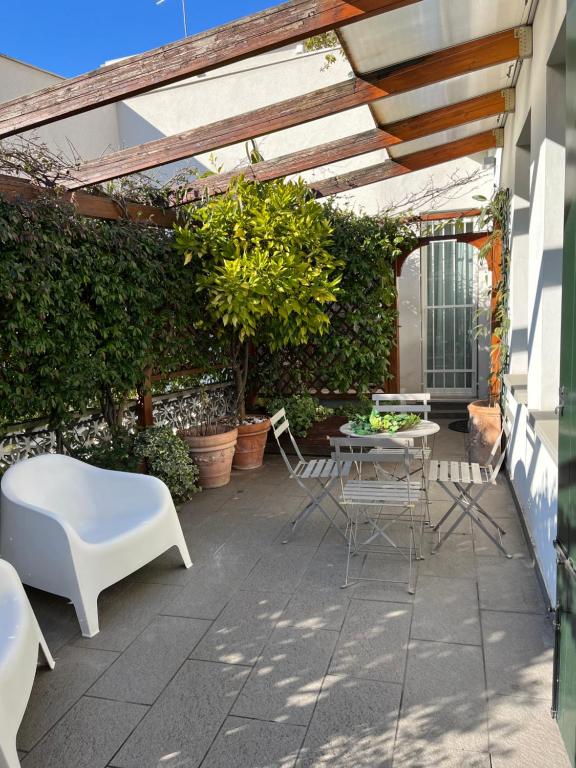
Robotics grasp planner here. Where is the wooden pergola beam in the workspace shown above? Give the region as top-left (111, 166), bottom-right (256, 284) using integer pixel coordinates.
top-left (0, 174), bottom-right (176, 226)
top-left (0, 0), bottom-right (420, 139)
top-left (66, 27), bottom-right (527, 189)
top-left (310, 130), bottom-right (500, 197)
top-left (178, 89), bottom-right (512, 202)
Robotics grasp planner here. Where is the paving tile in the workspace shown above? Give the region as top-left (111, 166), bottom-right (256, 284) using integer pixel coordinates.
top-left (161, 555), bottom-right (259, 620)
top-left (329, 600), bottom-right (412, 683)
top-left (201, 716), bottom-right (305, 768)
top-left (477, 558), bottom-right (547, 612)
top-left (299, 545), bottom-right (362, 591)
top-left (232, 625), bottom-right (339, 725)
top-left (129, 546), bottom-right (197, 585)
top-left (73, 581), bottom-right (179, 652)
top-left (21, 696), bottom-right (147, 768)
top-left (482, 611), bottom-right (554, 697)
top-left (489, 695), bottom-right (571, 767)
top-left (88, 615), bottom-right (210, 704)
top-left (25, 586), bottom-right (82, 650)
top-left (296, 674), bottom-right (401, 767)
top-left (17, 645), bottom-right (118, 751)
top-left (411, 576), bottom-right (481, 645)
top-left (472, 516), bottom-right (529, 558)
top-left (428, 499), bottom-right (473, 535)
top-left (396, 639), bottom-right (488, 753)
top-left (418, 534), bottom-right (478, 579)
top-left (242, 545), bottom-right (317, 594)
top-left (278, 590), bottom-right (350, 631)
top-left (110, 660), bottom-right (249, 768)
top-left (392, 745), bottom-right (490, 767)
top-left (348, 553), bottom-right (416, 604)
top-left (191, 590), bottom-right (289, 665)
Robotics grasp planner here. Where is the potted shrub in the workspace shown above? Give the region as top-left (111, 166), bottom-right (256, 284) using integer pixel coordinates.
top-left (178, 391), bottom-right (238, 488)
top-left (174, 176), bottom-right (340, 470)
top-left (468, 189), bottom-right (510, 464)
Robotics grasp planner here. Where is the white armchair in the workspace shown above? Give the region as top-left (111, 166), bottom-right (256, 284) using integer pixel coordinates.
top-left (0, 559), bottom-right (54, 768)
top-left (0, 454), bottom-right (192, 638)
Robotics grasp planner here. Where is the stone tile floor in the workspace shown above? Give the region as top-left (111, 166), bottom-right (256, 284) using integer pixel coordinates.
top-left (17, 421), bottom-right (570, 767)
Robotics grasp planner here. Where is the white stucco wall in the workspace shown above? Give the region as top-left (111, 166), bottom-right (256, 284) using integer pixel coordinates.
top-left (498, 0), bottom-right (567, 604)
top-left (0, 55), bottom-right (120, 163)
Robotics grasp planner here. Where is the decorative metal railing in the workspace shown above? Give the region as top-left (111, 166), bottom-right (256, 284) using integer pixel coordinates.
top-left (0, 382), bottom-right (236, 472)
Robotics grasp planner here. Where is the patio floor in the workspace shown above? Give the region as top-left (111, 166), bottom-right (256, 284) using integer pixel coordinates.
top-left (17, 421), bottom-right (570, 767)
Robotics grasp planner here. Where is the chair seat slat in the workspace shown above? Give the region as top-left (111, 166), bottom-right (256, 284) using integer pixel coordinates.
top-left (471, 463), bottom-right (483, 484)
top-left (450, 461), bottom-right (460, 482)
top-left (460, 463), bottom-right (471, 483)
top-left (439, 462), bottom-right (450, 482)
top-left (311, 459), bottom-right (326, 478)
top-left (428, 460), bottom-right (439, 481)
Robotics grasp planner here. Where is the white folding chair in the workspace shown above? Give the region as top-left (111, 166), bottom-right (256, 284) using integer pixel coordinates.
top-left (429, 419), bottom-right (511, 558)
top-left (331, 436), bottom-right (426, 594)
top-left (270, 408), bottom-right (352, 543)
top-left (371, 392), bottom-right (432, 519)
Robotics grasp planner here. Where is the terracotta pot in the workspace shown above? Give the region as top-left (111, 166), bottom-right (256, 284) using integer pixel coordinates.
top-left (233, 417), bottom-right (271, 470)
top-left (179, 425), bottom-right (238, 489)
top-left (467, 400), bottom-right (501, 465)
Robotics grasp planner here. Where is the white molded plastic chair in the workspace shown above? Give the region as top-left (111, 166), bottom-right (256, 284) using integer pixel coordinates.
top-left (0, 559), bottom-right (54, 768)
top-left (0, 454), bottom-right (192, 638)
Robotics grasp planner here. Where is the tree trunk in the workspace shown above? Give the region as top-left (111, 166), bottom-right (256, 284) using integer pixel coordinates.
top-left (234, 341), bottom-right (250, 421)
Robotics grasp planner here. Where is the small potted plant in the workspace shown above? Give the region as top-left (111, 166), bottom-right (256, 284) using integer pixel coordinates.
top-left (174, 176), bottom-right (340, 470)
top-left (178, 390), bottom-right (238, 488)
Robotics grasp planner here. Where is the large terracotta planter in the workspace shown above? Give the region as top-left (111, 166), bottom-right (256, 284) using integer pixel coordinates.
top-left (233, 417), bottom-right (271, 470)
top-left (179, 425), bottom-right (238, 489)
top-left (467, 400), bottom-right (501, 465)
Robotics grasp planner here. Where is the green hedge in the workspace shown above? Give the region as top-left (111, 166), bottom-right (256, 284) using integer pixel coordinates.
top-left (253, 207), bottom-right (417, 395)
top-left (0, 195), bottom-right (220, 432)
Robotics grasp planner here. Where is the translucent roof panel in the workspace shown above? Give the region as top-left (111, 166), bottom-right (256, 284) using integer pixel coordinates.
top-left (390, 116), bottom-right (499, 159)
top-left (339, 0), bottom-right (529, 76)
top-left (372, 63), bottom-right (514, 125)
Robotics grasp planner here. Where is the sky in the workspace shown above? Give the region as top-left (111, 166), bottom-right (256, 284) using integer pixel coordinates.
top-left (0, 0), bottom-right (274, 78)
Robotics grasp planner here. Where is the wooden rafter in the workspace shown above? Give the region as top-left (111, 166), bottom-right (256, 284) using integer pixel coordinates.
top-left (65, 28), bottom-right (526, 189)
top-left (178, 89), bottom-right (512, 202)
top-left (0, 0), bottom-right (421, 139)
top-left (0, 173), bottom-right (176, 226)
top-left (310, 130), bottom-right (499, 197)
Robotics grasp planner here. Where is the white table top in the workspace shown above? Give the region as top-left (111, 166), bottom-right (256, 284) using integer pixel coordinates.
top-left (339, 419), bottom-right (441, 440)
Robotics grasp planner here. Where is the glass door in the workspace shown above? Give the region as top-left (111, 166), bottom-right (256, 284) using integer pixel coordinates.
top-left (422, 233), bottom-right (478, 397)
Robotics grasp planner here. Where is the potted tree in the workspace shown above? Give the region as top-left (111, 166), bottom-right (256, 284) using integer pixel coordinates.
top-left (468, 188), bottom-right (510, 464)
top-left (174, 176), bottom-right (340, 470)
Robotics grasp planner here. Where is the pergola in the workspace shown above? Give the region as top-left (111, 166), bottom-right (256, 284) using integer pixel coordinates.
top-left (0, 0), bottom-right (532, 402)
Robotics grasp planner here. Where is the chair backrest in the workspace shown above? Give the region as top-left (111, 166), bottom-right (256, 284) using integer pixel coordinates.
top-left (330, 436), bottom-right (420, 503)
top-left (269, 408), bottom-right (305, 472)
top-left (372, 393), bottom-right (431, 417)
top-left (1, 454), bottom-right (94, 518)
top-left (485, 412), bottom-right (512, 482)
top-left (330, 436), bottom-right (418, 466)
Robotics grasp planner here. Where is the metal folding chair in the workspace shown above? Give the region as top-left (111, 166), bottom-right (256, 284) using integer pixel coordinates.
top-left (430, 419), bottom-right (511, 558)
top-left (331, 436), bottom-right (426, 594)
top-left (371, 392), bottom-right (433, 520)
top-left (270, 408), bottom-right (352, 543)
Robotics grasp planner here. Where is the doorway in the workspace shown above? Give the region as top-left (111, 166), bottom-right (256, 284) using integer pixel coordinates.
top-left (422, 225), bottom-right (479, 399)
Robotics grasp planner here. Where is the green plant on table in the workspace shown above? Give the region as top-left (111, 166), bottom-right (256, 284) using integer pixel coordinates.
top-left (350, 409), bottom-right (421, 435)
